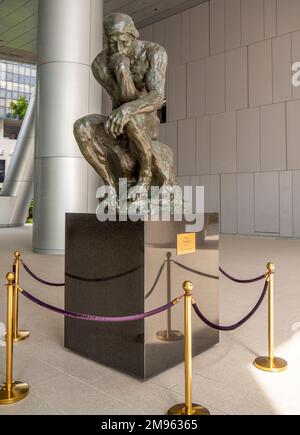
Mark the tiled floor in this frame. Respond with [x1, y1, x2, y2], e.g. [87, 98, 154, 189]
[0, 226, 299, 415]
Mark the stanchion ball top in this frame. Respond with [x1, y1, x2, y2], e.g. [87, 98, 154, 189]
[267, 262, 275, 272]
[183, 281, 193, 293]
[6, 272, 15, 283]
[14, 251, 21, 259]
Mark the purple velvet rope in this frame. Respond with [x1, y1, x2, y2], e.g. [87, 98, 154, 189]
[21, 261, 65, 287]
[21, 288, 175, 323]
[192, 279, 268, 332]
[219, 267, 266, 284]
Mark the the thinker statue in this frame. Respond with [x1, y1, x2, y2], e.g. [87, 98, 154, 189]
[74, 13, 175, 202]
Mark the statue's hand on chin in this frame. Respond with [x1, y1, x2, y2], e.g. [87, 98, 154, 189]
[110, 53, 131, 71]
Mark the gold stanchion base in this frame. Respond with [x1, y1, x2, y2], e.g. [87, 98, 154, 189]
[156, 330, 184, 342]
[254, 357, 288, 373]
[0, 382, 29, 405]
[5, 331, 30, 343]
[168, 403, 210, 416]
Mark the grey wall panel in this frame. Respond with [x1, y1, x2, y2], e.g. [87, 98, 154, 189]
[221, 174, 237, 234]
[159, 123, 167, 144]
[226, 47, 248, 111]
[225, 0, 241, 51]
[237, 173, 255, 235]
[139, 25, 153, 42]
[199, 174, 221, 213]
[178, 118, 197, 176]
[167, 64, 187, 122]
[280, 171, 293, 237]
[293, 171, 300, 237]
[249, 40, 273, 108]
[264, 0, 277, 39]
[287, 100, 300, 170]
[211, 112, 236, 174]
[187, 60, 205, 118]
[272, 34, 292, 103]
[237, 108, 260, 173]
[255, 172, 280, 234]
[277, 0, 300, 35]
[191, 2, 210, 61]
[241, 0, 264, 46]
[165, 14, 182, 68]
[152, 20, 166, 46]
[260, 103, 286, 172]
[292, 31, 300, 100]
[210, 0, 225, 56]
[206, 54, 226, 115]
[182, 10, 191, 64]
[196, 116, 211, 175]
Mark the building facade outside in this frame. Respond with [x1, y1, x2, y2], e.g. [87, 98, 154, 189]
[0, 59, 36, 119]
[0, 118, 21, 189]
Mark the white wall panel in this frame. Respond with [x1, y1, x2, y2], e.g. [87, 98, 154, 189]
[199, 174, 221, 213]
[237, 173, 255, 235]
[196, 116, 210, 175]
[167, 64, 187, 122]
[287, 100, 300, 170]
[225, 0, 241, 50]
[237, 108, 260, 173]
[210, 0, 225, 56]
[280, 171, 293, 237]
[226, 47, 248, 111]
[206, 54, 226, 114]
[255, 172, 280, 234]
[241, 0, 264, 46]
[187, 60, 205, 118]
[264, 0, 277, 39]
[261, 103, 286, 172]
[211, 112, 236, 174]
[293, 171, 300, 237]
[278, 0, 300, 35]
[273, 34, 292, 103]
[249, 40, 273, 107]
[178, 118, 197, 176]
[191, 2, 210, 60]
[221, 174, 237, 233]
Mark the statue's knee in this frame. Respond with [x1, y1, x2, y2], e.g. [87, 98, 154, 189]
[126, 114, 143, 135]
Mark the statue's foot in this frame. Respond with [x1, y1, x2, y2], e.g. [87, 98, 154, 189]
[129, 177, 152, 203]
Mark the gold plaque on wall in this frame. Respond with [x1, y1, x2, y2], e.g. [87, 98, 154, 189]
[177, 233, 196, 256]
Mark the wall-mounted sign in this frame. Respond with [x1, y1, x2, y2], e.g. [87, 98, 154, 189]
[177, 233, 196, 256]
[0, 160, 5, 183]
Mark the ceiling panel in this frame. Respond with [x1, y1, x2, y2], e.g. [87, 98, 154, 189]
[0, 0, 208, 63]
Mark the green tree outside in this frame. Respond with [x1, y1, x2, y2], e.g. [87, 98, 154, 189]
[9, 96, 29, 120]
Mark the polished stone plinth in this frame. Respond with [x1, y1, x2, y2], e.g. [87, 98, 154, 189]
[65, 213, 219, 380]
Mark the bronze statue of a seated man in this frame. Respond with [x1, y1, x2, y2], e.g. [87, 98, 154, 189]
[74, 13, 175, 198]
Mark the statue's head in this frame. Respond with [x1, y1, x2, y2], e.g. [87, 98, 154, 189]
[104, 13, 139, 57]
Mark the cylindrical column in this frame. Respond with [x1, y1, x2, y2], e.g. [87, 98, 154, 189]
[33, 0, 103, 254]
[168, 281, 210, 416]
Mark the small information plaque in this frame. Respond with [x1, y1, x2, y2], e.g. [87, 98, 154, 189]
[177, 233, 196, 256]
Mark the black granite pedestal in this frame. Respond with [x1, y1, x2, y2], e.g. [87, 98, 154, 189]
[65, 213, 219, 380]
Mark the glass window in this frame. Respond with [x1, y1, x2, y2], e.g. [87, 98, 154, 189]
[24, 76, 30, 85]
[13, 74, 18, 83]
[7, 64, 13, 73]
[7, 82, 12, 91]
[0, 89, 5, 98]
[6, 73, 12, 81]
[6, 100, 12, 108]
[0, 107, 5, 116]
[31, 69, 36, 77]
[6, 91, 11, 99]
[19, 84, 25, 93]
[25, 68, 30, 76]
[13, 64, 19, 74]
[13, 83, 19, 91]
[0, 99, 5, 107]
[19, 67, 25, 75]
[0, 81, 6, 89]
[12, 92, 18, 100]
[19, 75, 25, 84]
[0, 72, 6, 81]
[24, 84, 30, 93]
[0, 63, 6, 72]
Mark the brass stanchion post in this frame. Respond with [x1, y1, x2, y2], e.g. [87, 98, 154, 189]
[168, 281, 210, 416]
[254, 263, 288, 373]
[0, 272, 29, 405]
[12, 251, 30, 342]
[157, 253, 184, 342]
